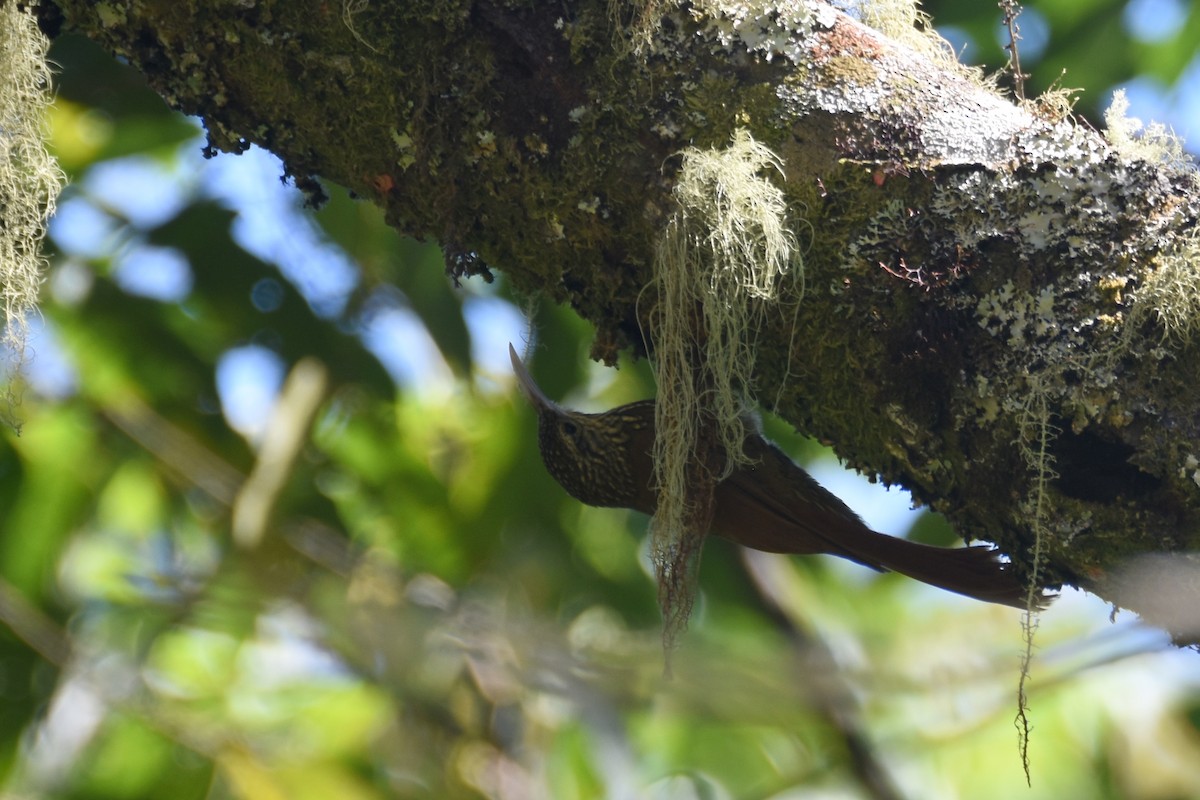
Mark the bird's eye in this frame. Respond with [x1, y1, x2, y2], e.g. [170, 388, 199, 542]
[562, 420, 578, 437]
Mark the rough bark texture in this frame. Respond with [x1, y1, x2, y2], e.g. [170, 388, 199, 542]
[43, 0, 1200, 634]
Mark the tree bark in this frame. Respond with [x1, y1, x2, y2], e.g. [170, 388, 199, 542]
[43, 0, 1200, 634]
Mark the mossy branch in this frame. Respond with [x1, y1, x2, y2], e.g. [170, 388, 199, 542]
[53, 0, 1200, 654]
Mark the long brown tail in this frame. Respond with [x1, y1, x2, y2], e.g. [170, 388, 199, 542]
[831, 530, 1036, 609]
[714, 440, 1039, 608]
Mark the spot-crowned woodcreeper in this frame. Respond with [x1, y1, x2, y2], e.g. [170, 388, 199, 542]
[511, 344, 1032, 608]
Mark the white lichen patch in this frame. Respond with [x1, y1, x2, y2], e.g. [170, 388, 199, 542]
[974, 374, 1000, 423]
[920, 94, 1030, 165]
[848, 163, 1095, 290]
[690, 0, 835, 64]
[473, 130, 497, 160]
[930, 161, 1093, 256]
[917, 105, 1105, 176]
[391, 126, 416, 170]
[849, 124, 1180, 299]
[976, 280, 1062, 348]
[972, 263, 1131, 435]
[1182, 454, 1200, 489]
[800, 75, 888, 120]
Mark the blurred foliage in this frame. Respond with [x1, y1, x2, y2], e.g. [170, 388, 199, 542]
[924, 0, 1200, 128]
[0, 8, 1198, 800]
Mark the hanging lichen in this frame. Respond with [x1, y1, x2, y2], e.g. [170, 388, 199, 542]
[0, 4, 65, 424]
[649, 128, 803, 653]
[1012, 379, 1057, 786]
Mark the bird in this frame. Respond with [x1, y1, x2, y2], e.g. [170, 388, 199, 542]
[510, 343, 1036, 608]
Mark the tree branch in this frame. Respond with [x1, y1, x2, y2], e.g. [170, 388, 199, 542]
[47, 0, 1200, 632]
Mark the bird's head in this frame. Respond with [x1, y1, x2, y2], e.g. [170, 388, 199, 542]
[509, 344, 654, 510]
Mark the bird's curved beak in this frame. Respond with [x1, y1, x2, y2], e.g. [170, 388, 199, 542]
[509, 343, 554, 412]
